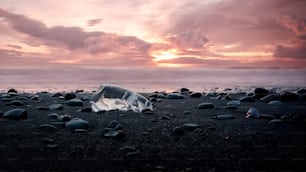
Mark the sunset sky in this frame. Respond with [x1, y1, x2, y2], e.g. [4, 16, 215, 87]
[0, 0, 306, 68]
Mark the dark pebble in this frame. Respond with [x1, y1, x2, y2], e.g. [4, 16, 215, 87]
[49, 104, 64, 110]
[198, 102, 215, 109]
[3, 108, 27, 120]
[79, 107, 92, 112]
[183, 123, 200, 130]
[103, 130, 126, 138]
[254, 88, 269, 99]
[160, 115, 170, 120]
[66, 98, 83, 106]
[280, 91, 299, 101]
[7, 88, 18, 93]
[214, 114, 235, 120]
[64, 92, 77, 100]
[239, 96, 255, 102]
[190, 92, 202, 98]
[37, 106, 49, 110]
[38, 124, 58, 132]
[107, 120, 120, 128]
[260, 94, 279, 103]
[57, 115, 72, 122]
[47, 113, 59, 120]
[51, 92, 63, 97]
[166, 93, 184, 99]
[171, 127, 185, 136]
[8, 100, 24, 106]
[65, 118, 90, 131]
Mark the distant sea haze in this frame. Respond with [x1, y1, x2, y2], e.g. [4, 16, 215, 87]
[0, 67, 305, 93]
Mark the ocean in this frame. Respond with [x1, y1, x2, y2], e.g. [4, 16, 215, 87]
[0, 67, 305, 93]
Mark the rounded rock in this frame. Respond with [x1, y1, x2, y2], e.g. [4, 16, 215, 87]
[183, 123, 200, 130]
[3, 108, 27, 120]
[171, 127, 185, 136]
[198, 102, 215, 109]
[226, 100, 240, 106]
[254, 88, 269, 99]
[49, 104, 64, 110]
[215, 114, 235, 120]
[190, 92, 202, 98]
[65, 118, 90, 131]
[64, 93, 77, 100]
[67, 98, 83, 106]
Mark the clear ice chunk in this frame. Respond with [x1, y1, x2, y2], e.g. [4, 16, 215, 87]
[90, 84, 153, 113]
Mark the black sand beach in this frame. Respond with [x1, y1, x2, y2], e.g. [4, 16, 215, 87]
[1, 88, 306, 171]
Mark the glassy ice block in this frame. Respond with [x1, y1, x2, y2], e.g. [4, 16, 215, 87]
[91, 84, 153, 113]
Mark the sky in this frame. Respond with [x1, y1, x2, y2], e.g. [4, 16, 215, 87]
[0, 0, 306, 68]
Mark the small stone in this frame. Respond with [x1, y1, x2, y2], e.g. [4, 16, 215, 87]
[64, 92, 77, 100]
[166, 93, 184, 99]
[51, 92, 63, 97]
[269, 119, 283, 124]
[254, 88, 269, 99]
[3, 108, 27, 120]
[171, 127, 184, 136]
[107, 120, 120, 128]
[103, 130, 126, 138]
[160, 115, 170, 120]
[49, 104, 64, 110]
[73, 129, 89, 133]
[190, 92, 202, 98]
[81, 95, 92, 101]
[215, 114, 235, 120]
[226, 100, 240, 106]
[37, 106, 49, 110]
[79, 107, 92, 112]
[75, 89, 84, 93]
[260, 94, 279, 103]
[57, 115, 72, 122]
[38, 124, 58, 132]
[179, 88, 190, 93]
[65, 118, 90, 131]
[239, 96, 255, 102]
[44, 144, 59, 149]
[226, 92, 246, 100]
[245, 107, 260, 118]
[183, 110, 191, 115]
[67, 98, 83, 106]
[183, 123, 200, 130]
[115, 124, 123, 130]
[41, 138, 55, 144]
[280, 91, 299, 101]
[7, 88, 18, 94]
[268, 100, 282, 105]
[119, 145, 136, 152]
[8, 100, 24, 106]
[198, 102, 215, 109]
[47, 113, 59, 120]
[30, 95, 40, 100]
[206, 92, 217, 97]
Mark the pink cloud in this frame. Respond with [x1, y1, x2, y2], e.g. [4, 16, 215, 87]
[87, 19, 103, 27]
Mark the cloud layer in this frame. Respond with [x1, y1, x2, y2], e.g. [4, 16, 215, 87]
[0, 0, 306, 68]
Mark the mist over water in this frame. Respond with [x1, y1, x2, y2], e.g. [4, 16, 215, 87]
[1, 67, 305, 93]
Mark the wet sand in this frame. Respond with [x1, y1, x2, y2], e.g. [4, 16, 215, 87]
[1, 90, 306, 171]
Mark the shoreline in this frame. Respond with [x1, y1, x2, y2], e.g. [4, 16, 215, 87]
[1, 87, 306, 171]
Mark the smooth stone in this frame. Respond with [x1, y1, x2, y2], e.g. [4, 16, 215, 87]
[115, 124, 123, 130]
[3, 108, 27, 120]
[38, 124, 58, 132]
[30, 95, 40, 100]
[18, 97, 28, 101]
[107, 120, 120, 128]
[37, 106, 49, 110]
[280, 91, 299, 101]
[198, 102, 215, 109]
[166, 93, 184, 99]
[190, 92, 202, 98]
[57, 115, 72, 122]
[268, 100, 282, 105]
[215, 95, 223, 100]
[79, 107, 92, 112]
[160, 115, 170, 120]
[41, 138, 55, 144]
[245, 107, 260, 118]
[51, 92, 63, 97]
[73, 129, 89, 133]
[179, 88, 190, 93]
[0, 94, 11, 99]
[103, 130, 126, 138]
[171, 127, 185, 136]
[8, 100, 24, 106]
[65, 118, 90, 130]
[226, 92, 246, 100]
[183, 123, 200, 130]
[206, 92, 217, 97]
[269, 119, 284, 124]
[119, 145, 136, 152]
[254, 88, 269, 99]
[260, 94, 279, 103]
[66, 98, 83, 106]
[239, 96, 255, 102]
[7, 88, 18, 93]
[215, 114, 235, 120]
[81, 95, 91, 101]
[226, 100, 240, 106]
[225, 106, 238, 110]
[183, 110, 191, 115]
[47, 113, 59, 120]
[49, 104, 64, 110]
[258, 114, 275, 120]
[75, 89, 84, 93]
[64, 93, 77, 100]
